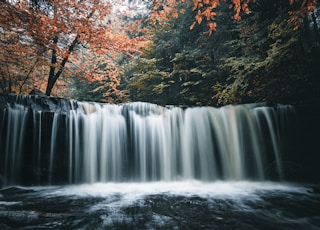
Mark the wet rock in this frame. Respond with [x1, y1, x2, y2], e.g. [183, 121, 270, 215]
[0, 93, 81, 116]
[29, 89, 46, 96]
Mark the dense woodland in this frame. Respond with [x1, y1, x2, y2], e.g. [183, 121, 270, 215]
[1, 0, 319, 106]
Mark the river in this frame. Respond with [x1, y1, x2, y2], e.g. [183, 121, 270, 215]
[1, 181, 319, 229]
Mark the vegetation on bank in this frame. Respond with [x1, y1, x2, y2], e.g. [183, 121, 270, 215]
[0, 0, 319, 106]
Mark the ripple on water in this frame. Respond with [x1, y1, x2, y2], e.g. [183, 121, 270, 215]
[0, 181, 319, 229]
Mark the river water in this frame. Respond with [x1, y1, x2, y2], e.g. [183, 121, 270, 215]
[1, 97, 319, 229]
[1, 181, 319, 229]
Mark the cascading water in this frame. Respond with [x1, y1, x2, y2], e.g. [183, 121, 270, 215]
[0, 95, 295, 186]
[2, 95, 320, 229]
[1, 104, 29, 185]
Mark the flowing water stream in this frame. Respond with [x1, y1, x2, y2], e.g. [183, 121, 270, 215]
[1, 182, 319, 229]
[0, 95, 319, 229]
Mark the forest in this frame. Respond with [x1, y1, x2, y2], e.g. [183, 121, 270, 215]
[1, 0, 319, 106]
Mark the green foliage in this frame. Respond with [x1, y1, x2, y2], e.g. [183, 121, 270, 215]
[214, 1, 319, 105]
[66, 77, 105, 102]
[127, 57, 172, 104]
[126, 3, 225, 106]
[126, 0, 319, 106]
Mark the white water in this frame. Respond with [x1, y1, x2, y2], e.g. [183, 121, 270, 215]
[68, 102, 290, 183]
[1, 181, 318, 229]
[0, 100, 296, 185]
[3, 104, 29, 184]
[1, 99, 318, 230]
[38, 181, 309, 200]
[49, 113, 60, 184]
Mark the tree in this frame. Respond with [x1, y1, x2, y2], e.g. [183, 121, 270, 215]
[213, 0, 320, 105]
[128, 0, 319, 106]
[127, 0, 228, 105]
[0, 0, 149, 96]
[190, 0, 316, 25]
[66, 50, 130, 103]
[1, 0, 317, 103]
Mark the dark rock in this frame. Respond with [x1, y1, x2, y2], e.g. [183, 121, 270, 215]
[29, 88, 46, 96]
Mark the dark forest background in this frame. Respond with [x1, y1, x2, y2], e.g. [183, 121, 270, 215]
[125, 0, 320, 106]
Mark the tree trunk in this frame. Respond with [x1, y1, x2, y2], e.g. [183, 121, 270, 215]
[45, 36, 58, 96]
[44, 9, 94, 96]
[45, 35, 79, 96]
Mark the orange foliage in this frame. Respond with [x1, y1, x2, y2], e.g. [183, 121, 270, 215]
[0, 0, 151, 97]
[0, 28, 50, 94]
[189, 0, 256, 33]
[1, 0, 315, 96]
[150, 0, 184, 23]
[188, 0, 315, 34]
[288, 0, 317, 30]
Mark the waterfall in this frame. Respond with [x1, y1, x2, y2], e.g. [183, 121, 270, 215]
[0, 95, 296, 185]
[2, 104, 29, 184]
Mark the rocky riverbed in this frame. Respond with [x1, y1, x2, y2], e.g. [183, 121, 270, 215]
[0, 181, 319, 229]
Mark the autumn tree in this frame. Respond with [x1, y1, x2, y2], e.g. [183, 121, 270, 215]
[187, 0, 317, 32]
[65, 49, 130, 103]
[1, 0, 318, 103]
[0, 2, 47, 94]
[0, 0, 150, 96]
